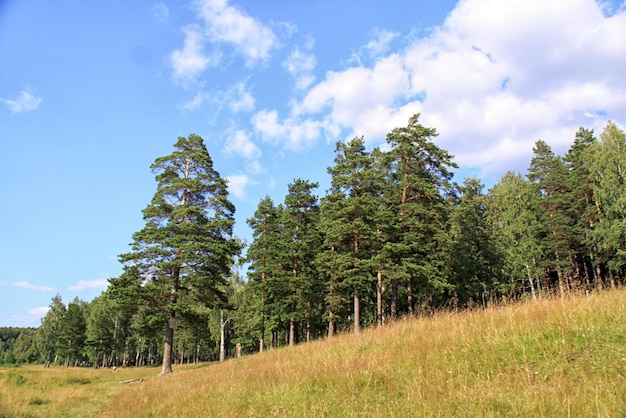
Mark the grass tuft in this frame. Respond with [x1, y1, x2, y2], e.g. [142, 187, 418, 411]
[27, 397, 49, 406]
[64, 377, 91, 385]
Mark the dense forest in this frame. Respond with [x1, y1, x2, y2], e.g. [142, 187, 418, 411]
[2, 114, 625, 372]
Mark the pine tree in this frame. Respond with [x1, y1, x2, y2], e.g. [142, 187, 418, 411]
[564, 127, 603, 289]
[57, 297, 87, 366]
[527, 140, 575, 295]
[245, 196, 283, 351]
[120, 134, 242, 374]
[383, 114, 457, 314]
[319, 138, 379, 333]
[448, 178, 504, 305]
[280, 179, 322, 344]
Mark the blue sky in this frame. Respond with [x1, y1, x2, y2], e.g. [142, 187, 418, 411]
[1, 0, 625, 327]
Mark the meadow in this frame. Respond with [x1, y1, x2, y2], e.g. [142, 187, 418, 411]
[2, 289, 625, 417]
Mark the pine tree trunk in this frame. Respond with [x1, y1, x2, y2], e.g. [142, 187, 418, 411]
[354, 287, 361, 333]
[390, 278, 398, 319]
[306, 307, 311, 343]
[219, 311, 226, 362]
[407, 277, 413, 316]
[161, 265, 179, 375]
[377, 268, 383, 326]
[259, 312, 265, 353]
[554, 249, 566, 297]
[161, 322, 174, 374]
[289, 318, 296, 346]
[595, 263, 604, 290]
[259, 280, 265, 353]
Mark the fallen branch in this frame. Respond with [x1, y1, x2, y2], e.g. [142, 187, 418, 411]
[120, 378, 144, 384]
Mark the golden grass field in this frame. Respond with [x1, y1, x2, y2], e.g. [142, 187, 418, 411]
[2, 288, 625, 417]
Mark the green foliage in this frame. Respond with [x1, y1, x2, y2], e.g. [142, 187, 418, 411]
[320, 137, 382, 332]
[382, 113, 458, 311]
[527, 140, 576, 295]
[585, 122, 626, 277]
[36, 295, 66, 366]
[488, 172, 544, 296]
[56, 297, 87, 366]
[447, 178, 505, 304]
[0, 328, 39, 366]
[118, 134, 242, 373]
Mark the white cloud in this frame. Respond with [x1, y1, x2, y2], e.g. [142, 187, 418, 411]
[298, 53, 415, 142]
[0, 280, 55, 292]
[183, 91, 209, 111]
[152, 2, 169, 23]
[28, 306, 49, 317]
[363, 28, 399, 58]
[245, 159, 264, 175]
[224, 129, 261, 160]
[170, 24, 220, 84]
[226, 173, 253, 199]
[0, 89, 42, 114]
[251, 109, 338, 151]
[275, 0, 626, 179]
[68, 278, 109, 291]
[194, 0, 277, 67]
[182, 82, 254, 112]
[283, 47, 316, 91]
[229, 82, 255, 112]
[8, 306, 50, 325]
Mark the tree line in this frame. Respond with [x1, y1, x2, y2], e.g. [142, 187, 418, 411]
[2, 114, 624, 372]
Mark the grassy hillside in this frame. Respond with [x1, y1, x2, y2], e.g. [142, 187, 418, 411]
[2, 289, 625, 417]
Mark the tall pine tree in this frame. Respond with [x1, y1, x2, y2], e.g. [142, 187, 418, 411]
[320, 138, 380, 333]
[120, 134, 241, 374]
[245, 196, 282, 351]
[383, 114, 457, 314]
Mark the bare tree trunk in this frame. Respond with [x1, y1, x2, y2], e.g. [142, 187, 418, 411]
[407, 277, 414, 316]
[328, 317, 334, 337]
[390, 278, 398, 320]
[259, 282, 265, 353]
[289, 318, 296, 347]
[161, 266, 179, 375]
[354, 287, 361, 333]
[219, 310, 226, 362]
[525, 263, 537, 300]
[306, 306, 311, 343]
[161, 321, 174, 374]
[554, 252, 566, 297]
[259, 315, 265, 353]
[377, 268, 383, 326]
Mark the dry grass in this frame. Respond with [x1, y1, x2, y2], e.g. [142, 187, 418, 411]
[2, 289, 625, 417]
[0, 364, 169, 417]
